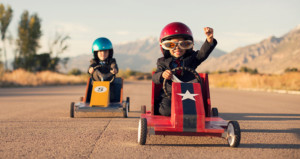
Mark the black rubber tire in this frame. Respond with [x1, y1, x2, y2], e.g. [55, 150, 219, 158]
[227, 121, 241, 147]
[123, 102, 128, 118]
[70, 102, 75, 118]
[126, 97, 130, 112]
[138, 118, 147, 145]
[141, 105, 146, 114]
[212, 107, 219, 117]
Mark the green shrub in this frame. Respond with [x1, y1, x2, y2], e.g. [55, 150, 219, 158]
[228, 68, 237, 73]
[285, 67, 298, 73]
[239, 66, 258, 74]
[68, 68, 82, 75]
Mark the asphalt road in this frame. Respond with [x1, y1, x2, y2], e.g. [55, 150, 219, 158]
[0, 81, 300, 159]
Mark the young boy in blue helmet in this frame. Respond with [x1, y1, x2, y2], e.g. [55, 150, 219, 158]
[88, 37, 119, 102]
[88, 37, 118, 81]
[152, 22, 217, 116]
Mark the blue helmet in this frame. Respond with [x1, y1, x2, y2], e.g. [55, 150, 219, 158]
[92, 37, 114, 59]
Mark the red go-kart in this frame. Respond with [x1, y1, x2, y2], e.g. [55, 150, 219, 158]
[138, 67, 241, 147]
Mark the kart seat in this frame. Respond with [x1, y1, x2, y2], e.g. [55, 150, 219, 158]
[151, 82, 163, 115]
[84, 78, 93, 103]
[110, 77, 123, 103]
[199, 73, 212, 117]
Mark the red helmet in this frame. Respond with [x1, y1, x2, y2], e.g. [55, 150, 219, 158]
[159, 22, 193, 56]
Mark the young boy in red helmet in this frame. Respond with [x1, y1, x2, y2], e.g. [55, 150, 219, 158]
[152, 22, 217, 116]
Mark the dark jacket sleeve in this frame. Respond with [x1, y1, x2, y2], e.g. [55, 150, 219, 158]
[194, 38, 217, 65]
[87, 59, 97, 74]
[89, 59, 98, 67]
[152, 57, 166, 84]
[110, 58, 119, 73]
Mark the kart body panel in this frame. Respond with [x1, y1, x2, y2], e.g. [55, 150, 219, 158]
[72, 77, 128, 118]
[142, 76, 228, 137]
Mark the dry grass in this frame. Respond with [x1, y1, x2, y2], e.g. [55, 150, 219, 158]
[0, 69, 88, 87]
[1, 69, 300, 91]
[209, 72, 300, 91]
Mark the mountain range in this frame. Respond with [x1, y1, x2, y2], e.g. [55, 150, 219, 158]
[61, 37, 226, 73]
[62, 25, 300, 74]
[198, 25, 300, 74]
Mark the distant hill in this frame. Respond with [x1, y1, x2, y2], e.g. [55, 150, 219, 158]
[61, 37, 226, 73]
[198, 25, 300, 74]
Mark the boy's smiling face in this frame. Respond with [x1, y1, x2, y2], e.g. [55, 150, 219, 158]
[97, 50, 109, 60]
[169, 38, 186, 58]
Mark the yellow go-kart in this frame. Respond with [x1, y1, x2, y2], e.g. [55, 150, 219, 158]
[70, 70, 130, 118]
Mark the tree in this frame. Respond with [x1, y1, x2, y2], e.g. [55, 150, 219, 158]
[14, 10, 41, 71]
[49, 32, 70, 58]
[0, 4, 13, 71]
[0, 55, 3, 77]
[60, 57, 69, 70]
[30, 33, 70, 72]
[47, 32, 70, 71]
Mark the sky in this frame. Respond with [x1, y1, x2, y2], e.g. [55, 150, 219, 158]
[1, 0, 300, 60]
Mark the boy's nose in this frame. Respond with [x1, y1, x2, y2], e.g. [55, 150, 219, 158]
[174, 44, 181, 50]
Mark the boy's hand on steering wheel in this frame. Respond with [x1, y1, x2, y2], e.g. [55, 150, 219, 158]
[110, 68, 118, 74]
[162, 70, 172, 80]
[88, 67, 94, 74]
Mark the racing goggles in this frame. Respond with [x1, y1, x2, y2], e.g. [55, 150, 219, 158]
[160, 40, 193, 50]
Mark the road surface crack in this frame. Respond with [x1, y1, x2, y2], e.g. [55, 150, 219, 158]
[88, 119, 111, 158]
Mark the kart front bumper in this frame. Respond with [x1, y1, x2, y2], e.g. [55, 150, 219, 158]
[74, 102, 124, 117]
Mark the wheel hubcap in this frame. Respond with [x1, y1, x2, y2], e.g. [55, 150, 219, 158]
[138, 119, 141, 143]
[227, 123, 235, 145]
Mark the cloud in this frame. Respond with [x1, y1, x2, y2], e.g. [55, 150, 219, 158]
[45, 21, 91, 34]
[115, 31, 130, 35]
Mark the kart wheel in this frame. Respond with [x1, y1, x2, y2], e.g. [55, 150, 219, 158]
[126, 97, 130, 112]
[212, 108, 218, 117]
[70, 102, 75, 118]
[141, 105, 146, 114]
[123, 102, 128, 118]
[227, 121, 241, 147]
[138, 118, 147, 145]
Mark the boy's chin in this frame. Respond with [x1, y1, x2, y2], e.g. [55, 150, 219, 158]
[171, 54, 183, 58]
[99, 58, 107, 61]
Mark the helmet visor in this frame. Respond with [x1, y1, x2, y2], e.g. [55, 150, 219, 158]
[161, 40, 193, 50]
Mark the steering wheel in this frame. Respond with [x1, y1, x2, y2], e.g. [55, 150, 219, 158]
[163, 67, 202, 98]
[92, 65, 115, 83]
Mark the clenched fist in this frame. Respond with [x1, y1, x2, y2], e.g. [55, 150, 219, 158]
[204, 27, 214, 43]
[110, 68, 118, 74]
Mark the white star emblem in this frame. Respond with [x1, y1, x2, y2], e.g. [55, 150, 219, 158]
[177, 90, 198, 101]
